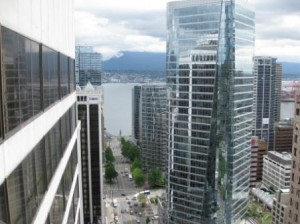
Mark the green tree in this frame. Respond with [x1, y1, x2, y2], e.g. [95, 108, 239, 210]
[148, 167, 164, 187]
[121, 141, 140, 162]
[120, 137, 125, 145]
[132, 168, 145, 187]
[146, 217, 150, 224]
[105, 162, 118, 183]
[121, 141, 130, 158]
[131, 158, 142, 172]
[105, 147, 115, 163]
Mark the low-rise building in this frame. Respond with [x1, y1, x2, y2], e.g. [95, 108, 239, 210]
[262, 151, 291, 191]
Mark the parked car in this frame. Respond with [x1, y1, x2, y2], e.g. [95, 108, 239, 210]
[152, 215, 159, 220]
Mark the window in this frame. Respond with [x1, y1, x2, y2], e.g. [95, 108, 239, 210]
[60, 54, 69, 98]
[0, 184, 8, 222]
[42, 46, 59, 109]
[295, 135, 298, 144]
[297, 108, 300, 116]
[1, 27, 42, 134]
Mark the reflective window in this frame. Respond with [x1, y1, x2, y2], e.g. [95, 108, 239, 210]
[34, 141, 47, 208]
[1, 27, 42, 134]
[43, 46, 59, 109]
[60, 54, 69, 98]
[45, 120, 62, 184]
[7, 164, 26, 224]
[49, 180, 65, 224]
[69, 58, 75, 92]
[0, 183, 8, 223]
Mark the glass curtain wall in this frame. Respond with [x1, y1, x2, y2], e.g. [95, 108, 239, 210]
[166, 0, 255, 223]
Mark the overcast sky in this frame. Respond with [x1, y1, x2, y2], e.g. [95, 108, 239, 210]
[75, 0, 300, 62]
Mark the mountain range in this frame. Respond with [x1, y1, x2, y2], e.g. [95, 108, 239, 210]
[103, 51, 300, 76]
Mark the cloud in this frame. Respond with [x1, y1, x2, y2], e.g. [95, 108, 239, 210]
[75, 11, 165, 60]
[75, 0, 300, 62]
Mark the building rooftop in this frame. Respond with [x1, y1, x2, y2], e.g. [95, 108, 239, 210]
[266, 151, 292, 165]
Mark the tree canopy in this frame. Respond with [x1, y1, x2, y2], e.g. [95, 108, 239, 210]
[105, 162, 118, 183]
[105, 147, 115, 163]
[131, 158, 142, 172]
[148, 167, 164, 188]
[121, 140, 140, 162]
[132, 168, 145, 187]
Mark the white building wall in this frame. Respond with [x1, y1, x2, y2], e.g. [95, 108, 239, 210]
[262, 156, 291, 190]
[0, 0, 74, 58]
[0, 93, 76, 185]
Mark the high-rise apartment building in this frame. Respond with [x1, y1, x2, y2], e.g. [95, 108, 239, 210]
[262, 151, 291, 191]
[285, 92, 300, 224]
[140, 85, 167, 172]
[253, 56, 282, 150]
[132, 86, 142, 142]
[0, 0, 83, 223]
[275, 64, 282, 122]
[166, 0, 255, 223]
[77, 84, 103, 224]
[75, 46, 102, 87]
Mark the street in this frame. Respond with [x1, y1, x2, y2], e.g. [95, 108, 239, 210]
[104, 136, 163, 224]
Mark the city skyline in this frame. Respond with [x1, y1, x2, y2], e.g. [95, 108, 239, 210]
[75, 0, 300, 63]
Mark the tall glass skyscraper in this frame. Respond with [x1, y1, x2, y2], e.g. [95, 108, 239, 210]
[253, 56, 282, 150]
[75, 46, 102, 87]
[166, 0, 255, 223]
[139, 85, 168, 172]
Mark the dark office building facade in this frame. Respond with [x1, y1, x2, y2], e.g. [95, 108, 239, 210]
[132, 85, 141, 142]
[77, 85, 103, 224]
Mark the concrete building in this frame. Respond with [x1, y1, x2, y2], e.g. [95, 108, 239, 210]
[76, 46, 102, 87]
[166, 0, 255, 223]
[253, 57, 282, 150]
[262, 151, 291, 191]
[132, 85, 141, 142]
[77, 83, 103, 224]
[140, 85, 167, 172]
[250, 137, 268, 187]
[0, 0, 83, 223]
[274, 119, 293, 153]
[272, 189, 289, 224]
[285, 92, 300, 224]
